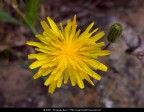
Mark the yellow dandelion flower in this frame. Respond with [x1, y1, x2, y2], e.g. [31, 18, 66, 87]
[27, 15, 110, 94]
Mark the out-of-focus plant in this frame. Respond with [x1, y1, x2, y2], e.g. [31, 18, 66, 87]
[1, 0, 41, 34]
[0, 0, 41, 84]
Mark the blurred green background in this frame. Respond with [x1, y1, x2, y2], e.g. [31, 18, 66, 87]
[0, 0, 144, 108]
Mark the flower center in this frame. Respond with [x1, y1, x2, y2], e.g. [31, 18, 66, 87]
[64, 46, 73, 56]
[61, 43, 76, 57]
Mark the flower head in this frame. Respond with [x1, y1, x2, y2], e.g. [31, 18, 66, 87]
[27, 15, 110, 94]
[107, 23, 123, 43]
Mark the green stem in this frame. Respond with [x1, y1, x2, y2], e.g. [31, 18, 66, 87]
[103, 43, 111, 50]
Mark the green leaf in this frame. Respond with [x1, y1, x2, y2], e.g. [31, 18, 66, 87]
[25, 0, 41, 27]
[0, 9, 20, 24]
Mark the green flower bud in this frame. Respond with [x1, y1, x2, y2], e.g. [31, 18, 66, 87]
[107, 23, 123, 43]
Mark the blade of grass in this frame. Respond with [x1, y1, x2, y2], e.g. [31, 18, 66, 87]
[0, 9, 20, 24]
[25, 0, 41, 27]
